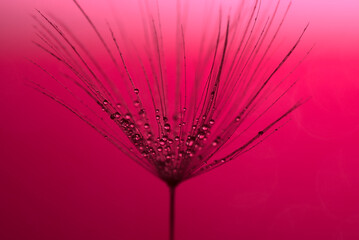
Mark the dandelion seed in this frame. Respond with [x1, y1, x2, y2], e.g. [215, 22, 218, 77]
[29, 0, 311, 239]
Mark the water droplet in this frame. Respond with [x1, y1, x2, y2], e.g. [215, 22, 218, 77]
[125, 113, 131, 120]
[156, 115, 160, 120]
[133, 134, 141, 141]
[134, 88, 139, 94]
[183, 107, 187, 112]
[235, 116, 240, 122]
[202, 125, 209, 131]
[144, 123, 150, 129]
[186, 150, 194, 157]
[212, 141, 218, 146]
[221, 159, 225, 163]
[209, 119, 215, 125]
[155, 109, 160, 113]
[198, 132, 205, 140]
[174, 136, 180, 141]
[116, 103, 121, 108]
[157, 146, 163, 152]
[110, 112, 121, 119]
[159, 139, 166, 146]
[186, 138, 195, 147]
[134, 100, 140, 107]
[103, 99, 109, 105]
[164, 123, 171, 131]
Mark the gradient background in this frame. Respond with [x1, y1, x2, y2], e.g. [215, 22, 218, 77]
[1, 0, 359, 239]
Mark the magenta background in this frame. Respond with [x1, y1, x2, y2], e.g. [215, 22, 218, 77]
[1, 0, 359, 239]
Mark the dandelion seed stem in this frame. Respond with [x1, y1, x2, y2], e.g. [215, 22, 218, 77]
[169, 185, 176, 240]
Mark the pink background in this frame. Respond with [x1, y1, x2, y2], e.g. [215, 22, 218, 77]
[1, 0, 359, 239]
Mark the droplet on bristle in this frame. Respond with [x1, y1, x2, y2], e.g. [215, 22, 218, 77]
[164, 123, 171, 131]
[186, 137, 195, 147]
[110, 112, 120, 119]
[134, 88, 139, 94]
[202, 125, 209, 131]
[133, 134, 141, 141]
[198, 132, 205, 140]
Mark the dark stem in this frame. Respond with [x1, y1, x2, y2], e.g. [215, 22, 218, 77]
[169, 185, 176, 240]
